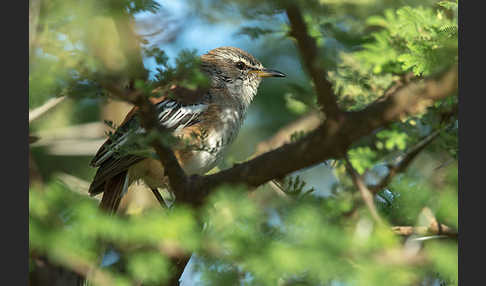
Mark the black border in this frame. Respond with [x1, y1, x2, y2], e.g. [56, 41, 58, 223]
[458, 1, 480, 286]
[6, 0, 29, 284]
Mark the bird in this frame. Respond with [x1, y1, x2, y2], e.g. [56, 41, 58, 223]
[88, 46, 286, 212]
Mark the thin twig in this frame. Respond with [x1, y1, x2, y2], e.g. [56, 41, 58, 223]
[29, 96, 67, 123]
[392, 225, 457, 238]
[434, 158, 455, 171]
[344, 157, 384, 225]
[368, 127, 444, 193]
[34, 122, 106, 141]
[393, 207, 457, 238]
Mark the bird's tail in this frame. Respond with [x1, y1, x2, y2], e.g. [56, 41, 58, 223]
[99, 170, 129, 214]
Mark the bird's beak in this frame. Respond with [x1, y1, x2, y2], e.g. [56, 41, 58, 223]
[251, 69, 286, 78]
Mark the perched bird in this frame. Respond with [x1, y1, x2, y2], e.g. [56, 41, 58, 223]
[89, 46, 286, 212]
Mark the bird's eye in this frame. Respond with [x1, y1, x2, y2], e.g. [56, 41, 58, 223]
[236, 61, 246, 70]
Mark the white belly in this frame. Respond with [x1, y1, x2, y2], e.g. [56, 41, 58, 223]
[129, 106, 243, 189]
[176, 106, 243, 175]
[179, 127, 230, 175]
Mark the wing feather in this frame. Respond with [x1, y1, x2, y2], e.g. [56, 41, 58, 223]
[91, 97, 208, 167]
[89, 89, 209, 195]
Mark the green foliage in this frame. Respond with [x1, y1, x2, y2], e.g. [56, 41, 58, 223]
[284, 83, 317, 114]
[375, 160, 458, 228]
[329, 53, 398, 110]
[323, 1, 458, 110]
[376, 130, 409, 151]
[285, 93, 309, 115]
[30, 172, 457, 285]
[425, 240, 458, 285]
[127, 252, 169, 284]
[198, 188, 390, 285]
[348, 146, 378, 174]
[356, 3, 458, 76]
[147, 47, 210, 92]
[30, 181, 199, 285]
[30, 0, 457, 285]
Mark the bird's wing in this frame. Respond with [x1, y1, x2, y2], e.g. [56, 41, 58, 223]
[88, 86, 210, 195]
[91, 87, 210, 167]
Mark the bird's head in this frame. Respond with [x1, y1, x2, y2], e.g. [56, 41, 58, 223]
[201, 46, 285, 107]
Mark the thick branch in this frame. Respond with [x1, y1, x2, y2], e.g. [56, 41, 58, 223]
[285, 4, 341, 119]
[102, 65, 456, 207]
[96, 3, 457, 211]
[90, 9, 457, 284]
[349, 66, 458, 133]
[189, 66, 457, 204]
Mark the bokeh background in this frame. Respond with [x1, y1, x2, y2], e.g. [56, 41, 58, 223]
[29, 0, 458, 285]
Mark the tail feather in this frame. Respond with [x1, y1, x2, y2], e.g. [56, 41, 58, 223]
[99, 170, 128, 214]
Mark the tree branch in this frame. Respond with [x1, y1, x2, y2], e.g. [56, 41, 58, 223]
[349, 66, 458, 134]
[285, 4, 341, 119]
[392, 225, 457, 239]
[101, 63, 456, 215]
[29, 96, 66, 123]
[102, 11, 193, 201]
[86, 6, 457, 285]
[95, 0, 457, 214]
[186, 66, 457, 205]
[368, 126, 444, 193]
[344, 157, 384, 225]
[254, 111, 322, 156]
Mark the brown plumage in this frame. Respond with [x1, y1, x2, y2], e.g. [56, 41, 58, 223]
[89, 46, 285, 213]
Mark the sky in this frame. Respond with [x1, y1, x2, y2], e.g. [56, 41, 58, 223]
[136, 0, 261, 78]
